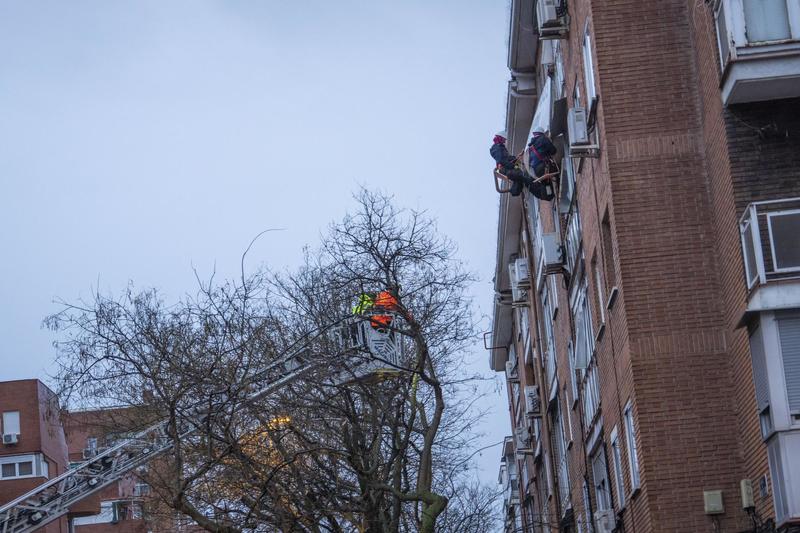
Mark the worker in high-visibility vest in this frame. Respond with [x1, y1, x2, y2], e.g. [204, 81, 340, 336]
[353, 290, 399, 330]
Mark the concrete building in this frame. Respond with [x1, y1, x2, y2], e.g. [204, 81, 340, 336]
[0, 379, 147, 532]
[490, 1, 800, 532]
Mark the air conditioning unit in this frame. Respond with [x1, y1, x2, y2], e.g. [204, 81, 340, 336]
[524, 386, 542, 417]
[82, 448, 97, 460]
[2, 433, 18, 445]
[511, 278, 528, 305]
[536, 0, 568, 39]
[542, 233, 564, 275]
[568, 107, 599, 157]
[514, 424, 534, 453]
[514, 257, 531, 289]
[594, 509, 616, 533]
[505, 361, 520, 382]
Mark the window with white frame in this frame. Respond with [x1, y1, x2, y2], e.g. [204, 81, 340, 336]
[552, 398, 571, 508]
[610, 427, 626, 509]
[0, 453, 48, 480]
[73, 501, 118, 525]
[541, 282, 557, 377]
[568, 341, 579, 403]
[624, 402, 641, 490]
[741, 0, 794, 42]
[566, 393, 575, 444]
[2, 411, 20, 436]
[582, 361, 601, 428]
[714, 0, 800, 66]
[593, 258, 606, 326]
[582, 481, 592, 533]
[749, 310, 800, 434]
[565, 202, 583, 275]
[583, 25, 598, 109]
[573, 281, 595, 374]
[767, 210, 800, 273]
[591, 446, 612, 511]
[518, 306, 532, 362]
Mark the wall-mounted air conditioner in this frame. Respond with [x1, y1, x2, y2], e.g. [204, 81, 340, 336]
[505, 361, 520, 383]
[542, 233, 563, 275]
[594, 509, 616, 533]
[524, 386, 542, 417]
[536, 0, 569, 39]
[2, 433, 18, 445]
[511, 275, 528, 305]
[514, 257, 531, 289]
[514, 424, 534, 453]
[568, 107, 599, 158]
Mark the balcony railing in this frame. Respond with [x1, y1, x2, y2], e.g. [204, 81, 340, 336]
[739, 197, 800, 289]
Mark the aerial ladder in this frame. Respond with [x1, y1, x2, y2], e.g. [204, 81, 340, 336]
[0, 314, 404, 533]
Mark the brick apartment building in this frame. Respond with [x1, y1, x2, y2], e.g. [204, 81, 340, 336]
[0, 379, 148, 532]
[490, 1, 800, 532]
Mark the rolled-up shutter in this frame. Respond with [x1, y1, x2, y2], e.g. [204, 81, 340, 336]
[776, 311, 800, 415]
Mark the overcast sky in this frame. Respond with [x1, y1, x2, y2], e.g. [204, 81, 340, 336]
[0, 0, 510, 481]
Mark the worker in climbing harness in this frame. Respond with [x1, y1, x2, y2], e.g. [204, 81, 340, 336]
[490, 132, 555, 201]
[527, 130, 558, 179]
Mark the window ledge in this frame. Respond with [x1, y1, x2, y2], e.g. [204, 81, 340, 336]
[606, 286, 619, 310]
[595, 323, 606, 343]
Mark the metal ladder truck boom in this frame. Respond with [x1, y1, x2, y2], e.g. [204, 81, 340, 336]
[0, 317, 403, 533]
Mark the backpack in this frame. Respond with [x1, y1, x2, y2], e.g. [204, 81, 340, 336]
[527, 132, 557, 177]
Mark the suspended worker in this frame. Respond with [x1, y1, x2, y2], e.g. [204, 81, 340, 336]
[490, 131, 555, 201]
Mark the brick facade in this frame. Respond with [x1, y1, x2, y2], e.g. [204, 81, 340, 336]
[493, 1, 800, 532]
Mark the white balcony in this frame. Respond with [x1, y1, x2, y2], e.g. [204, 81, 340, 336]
[715, 0, 800, 104]
[740, 198, 800, 277]
[740, 198, 800, 315]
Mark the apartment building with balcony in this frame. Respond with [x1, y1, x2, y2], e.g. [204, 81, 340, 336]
[0, 379, 150, 532]
[490, 1, 800, 532]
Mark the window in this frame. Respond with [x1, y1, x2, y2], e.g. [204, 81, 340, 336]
[583, 25, 598, 108]
[750, 310, 800, 432]
[518, 307, 532, 363]
[776, 311, 800, 417]
[542, 283, 557, 385]
[750, 322, 773, 437]
[740, 206, 762, 288]
[573, 281, 595, 372]
[767, 210, 800, 272]
[582, 481, 592, 533]
[593, 257, 606, 326]
[568, 341, 579, 403]
[601, 211, 616, 292]
[610, 427, 626, 509]
[742, 0, 792, 42]
[552, 399, 571, 507]
[2, 411, 20, 435]
[582, 362, 601, 428]
[565, 203, 583, 275]
[0, 454, 47, 480]
[591, 446, 612, 511]
[86, 437, 98, 451]
[624, 402, 641, 490]
[73, 502, 117, 525]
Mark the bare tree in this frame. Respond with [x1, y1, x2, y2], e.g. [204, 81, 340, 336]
[49, 189, 491, 532]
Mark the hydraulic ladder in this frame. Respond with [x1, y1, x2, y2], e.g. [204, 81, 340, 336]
[0, 320, 403, 533]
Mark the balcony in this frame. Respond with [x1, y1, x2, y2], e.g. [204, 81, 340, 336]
[740, 197, 800, 312]
[715, 0, 800, 104]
